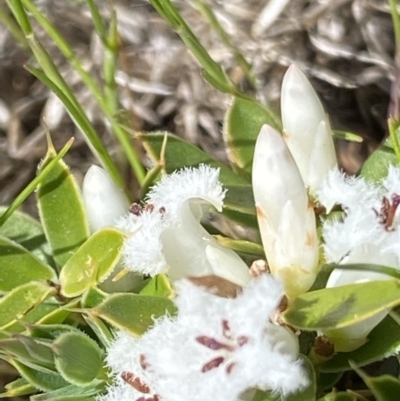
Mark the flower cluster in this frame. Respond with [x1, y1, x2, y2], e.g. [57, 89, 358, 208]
[98, 275, 308, 401]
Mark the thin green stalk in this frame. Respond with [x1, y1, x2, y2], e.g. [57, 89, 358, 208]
[21, 0, 145, 185]
[0, 138, 74, 227]
[389, 0, 400, 52]
[26, 65, 125, 189]
[191, 0, 256, 89]
[388, 117, 400, 162]
[149, 0, 236, 94]
[86, 0, 107, 42]
[0, 6, 28, 47]
[7, 0, 126, 189]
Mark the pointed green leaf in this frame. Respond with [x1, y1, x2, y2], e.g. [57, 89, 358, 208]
[0, 336, 54, 369]
[60, 228, 125, 297]
[360, 144, 398, 182]
[92, 293, 176, 335]
[359, 373, 400, 401]
[83, 314, 113, 348]
[320, 315, 400, 373]
[52, 332, 104, 386]
[318, 392, 356, 401]
[11, 359, 69, 391]
[0, 377, 36, 398]
[28, 323, 83, 341]
[214, 235, 264, 256]
[37, 150, 90, 267]
[30, 379, 105, 400]
[0, 282, 55, 330]
[223, 97, 279, 172]
[81, 286, 108, 309]
[139, 131, 249, 185]
[0, 207, 51, 264]
[139, 274, 174, 298]
[0, 235, 56, 292]
[282, 280, 400, 331]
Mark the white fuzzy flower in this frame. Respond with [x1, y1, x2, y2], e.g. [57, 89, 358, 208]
[83, 165, 129, 233]
[252, 125, 319, 298]
[101, 275, 308, 401]
[117, 165, 251, 286]
[317, 166, 400, 351]
[281, 65, 337, 195]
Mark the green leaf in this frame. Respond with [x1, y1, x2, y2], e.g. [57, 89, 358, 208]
[320, 315, 400, 373]
[81, 286, 108, 309]
[0, 138, 74, 228]
[0, 207, 51, 264]
[139, 131, 249, 185]
[317, 372, 343, 392]
[360, 144, 399, 182]
[0, 336, 54, 369]
[0, 282, 55, 330]
[282, 280, 400, 331]
[223, 97, 280, 172]
[317, 392, 356, 401]
[52, 332, 104, 386]
[214, 235, 264, 256]
[37, 149, 90, 267]
[139, 274, 174, 298]
[28, 323, 83, 341]
[0, 377, 36, 398]
[0, 235, 56, 292]
[359, 373, 400, 401]
[223, 184, 257, 228]
[11, 359, 69, 391]
[60, 228, 125, 297]
[30, 379, 105, 400]
[92, 293, 176, 335]
[83, 314, 113, 348]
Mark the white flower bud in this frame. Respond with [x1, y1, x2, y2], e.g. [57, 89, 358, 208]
[281, 65, 336, 194]
[252, 125, 319, 298]
[82, 165, 129, 233]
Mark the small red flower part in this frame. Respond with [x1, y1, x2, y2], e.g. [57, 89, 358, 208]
[196, 320, 249, 374]
[374, 193, 400, 231]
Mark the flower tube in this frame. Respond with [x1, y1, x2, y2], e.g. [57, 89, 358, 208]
[117, 165, 251, 286]
[281, 65, 336, 195]
[252, 124, 319, 298]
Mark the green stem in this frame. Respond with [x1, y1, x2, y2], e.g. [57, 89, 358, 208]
[20, 0, 145, 185]
[388, 117, 400, 162]
[0, 6, 28, 47]
[389, 0, 400, 53]
[0, 139, 74, 227]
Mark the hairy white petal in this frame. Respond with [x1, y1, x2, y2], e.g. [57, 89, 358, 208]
[117, 165, 250, 282]
[147, 164, 226, 217]
[102, 276, 308, 401]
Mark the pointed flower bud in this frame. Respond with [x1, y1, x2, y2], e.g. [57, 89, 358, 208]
[117, 165, 251, 286]
[83, 165, 130, 233]
[252, 125, 319, 298]
[281, 65, 336, 195]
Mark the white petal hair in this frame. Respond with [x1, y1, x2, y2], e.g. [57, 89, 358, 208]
[116, 165, 226, 276]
